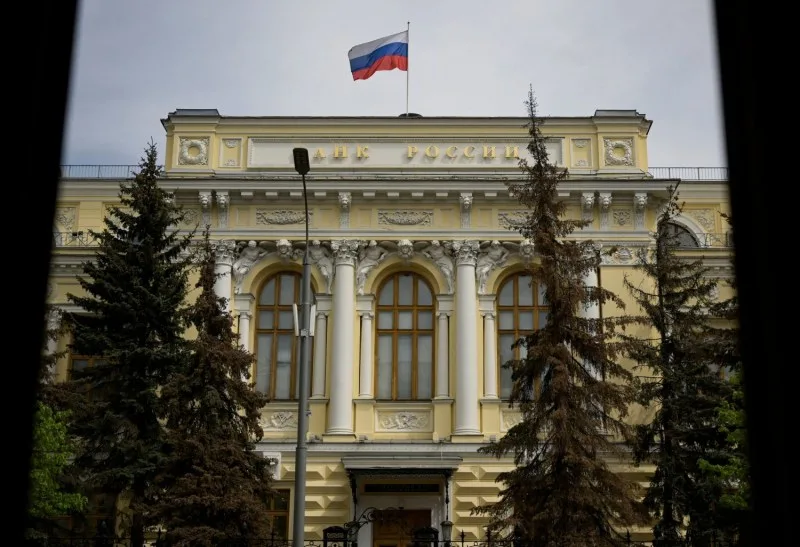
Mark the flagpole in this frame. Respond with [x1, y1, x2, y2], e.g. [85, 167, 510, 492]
[406, 21, 410, 116]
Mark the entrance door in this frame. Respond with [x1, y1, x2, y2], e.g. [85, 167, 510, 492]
[372, 509, 431, 547]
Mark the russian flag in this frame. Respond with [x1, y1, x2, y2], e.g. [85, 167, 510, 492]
[348, 31, 408, 81]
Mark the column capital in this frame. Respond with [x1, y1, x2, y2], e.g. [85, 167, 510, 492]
[316, 311, 329, 320]
[359, 311, 374, 320]
[481, 311, 496, 320]
[211, 239, 237, 267]
[238, 310, 252, 319]
[331, 239, 362, 266]
[437, 311, 451, 319]
[452, 240, 480, 266]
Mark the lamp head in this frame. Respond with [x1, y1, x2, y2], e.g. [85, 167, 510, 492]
[293, 148, 310, 175]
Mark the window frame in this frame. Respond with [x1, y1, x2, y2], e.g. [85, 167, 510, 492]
[496, 273, 549, 400]
[255, 272, 315, 401]
[374, 272, 436, 401]
[266, 488, 290, 539]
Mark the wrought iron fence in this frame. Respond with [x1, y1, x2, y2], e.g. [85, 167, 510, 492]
[647, 167, 728, 181]
[53, 231, 99, 247]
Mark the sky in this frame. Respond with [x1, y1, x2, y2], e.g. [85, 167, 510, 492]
[62, 0, 726, 168]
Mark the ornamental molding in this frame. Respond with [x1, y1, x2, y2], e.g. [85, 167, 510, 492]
[500, 410, 523, 432]
[375, 410, 432, 432]
[377, 210, 433, 226]
[54, 207, 76, 231]
[178, 137, 210, 166]
[255, 209, 313, 226]
[603, 137, 634, 167]
[259, 411, 298, 431]
[497, 211, 528, 229]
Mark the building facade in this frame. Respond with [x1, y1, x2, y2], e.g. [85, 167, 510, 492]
[49, 110, 733, 543]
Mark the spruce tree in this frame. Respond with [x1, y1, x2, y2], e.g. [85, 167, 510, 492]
[65, 142, 193, 546]
[151, 233, 273, 546]
[621, 186, 732, 546]
[476, 88, 645, 546]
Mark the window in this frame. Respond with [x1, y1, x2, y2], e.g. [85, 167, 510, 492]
[266, 489, 290, 539]
[69, 355, 107, 380]
[376, 273, 435, 400]
[497, 273, 549, 399]
[661, 221, 700, 248]
[255, 273, 315, 400]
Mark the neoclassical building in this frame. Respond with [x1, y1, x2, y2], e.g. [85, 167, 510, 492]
[49, 110, 733, 543]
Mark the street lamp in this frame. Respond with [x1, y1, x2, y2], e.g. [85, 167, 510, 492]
[292, 148, 313, 547]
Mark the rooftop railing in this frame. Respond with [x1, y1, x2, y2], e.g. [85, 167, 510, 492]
[58, 165, 730, 181]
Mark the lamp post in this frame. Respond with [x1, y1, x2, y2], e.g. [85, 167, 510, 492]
[292, 148, 313, 547]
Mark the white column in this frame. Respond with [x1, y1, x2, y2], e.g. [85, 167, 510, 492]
[582, 267, 602, 380]
[435, 312, 450, 398]
[358, 312, 374, 398]
[483, 311, 498, 399]
[238, 312, 252, 352]
[212, 240, 236, 312]
[311, 311, 328, 398]
[327, 240, 360, 435]
[454, 240, 481, 435]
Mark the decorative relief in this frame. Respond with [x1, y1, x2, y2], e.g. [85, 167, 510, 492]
[260, 411, 298, 431]
[581, 193, 595, 223]
[451, 239, 480, 267]
[308, 241, 334, 293]
[476, 241, 511, 295]
[223, 139, 239, 148]
[501, 411, 523, 432]
[377, 210, 433, 226]
[231, 240, 303, 292]
[331, 239, 362, 266]
[574, 159, 588, 167]
[601, 246, 636, 266]
[634, 193, 648, 230]
[421, 240, 455, 294]
[338, 192, 351, 229]
[215, 191, 229, 229]
[598, 193, 612, 229]
[356, 241, 389, 295]
[199, 191, 212, 227]
[603, 138, 634, 167]
[224, 159, 237, 167]
[573, 139, 589, 148]
[255, 209, 312, 225]
[612, 209, 632, 227]
[178, 137, 210, 166]
[180, 208, 201, 227]
[376, 411, 431, 432]
[54, 207, 76, 231]
[459, 193, 473, 229]
[210, 239, 237, 272]
[498, 211, 528, 229]
[684, 209, 715, 232]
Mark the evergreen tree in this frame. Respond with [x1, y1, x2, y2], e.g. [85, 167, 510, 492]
[476, 88, 645, 546]
[26, 307, 87, 539]
[65, 142, 193, 547]
[698, 214, 749, 542]
[621, 186, 732, 546]
[151, 233, 273, 546]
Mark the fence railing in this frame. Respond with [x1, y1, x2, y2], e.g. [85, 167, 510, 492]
[53, 231, 99, 247]
[647, 167, 728, 181]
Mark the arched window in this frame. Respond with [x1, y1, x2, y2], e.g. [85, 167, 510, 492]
[497, 273, 549, 399]
[255, 273, 314, 400]
[375, 273, 435, 400]
[661, 221, 700, 248]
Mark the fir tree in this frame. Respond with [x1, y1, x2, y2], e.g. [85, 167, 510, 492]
[697, 214, 749, 542]
[476, 88, 645, 546]
[621, 186, 732, 546]
[65, 142, 193, 547]
[151, 233, 273, 546]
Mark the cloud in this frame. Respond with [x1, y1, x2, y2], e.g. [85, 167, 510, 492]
[63, 0, 725, 167]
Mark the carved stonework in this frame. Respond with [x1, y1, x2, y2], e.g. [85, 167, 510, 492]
[332, 239, 362, 266]
[308, 241, 334, 293]
[634, 193, 648, 230]
[199, 191, 212, 227]
[223, 139, 239, 148]
[598, 193, 612, 229]
[602, 246, 636, 265]
[685, 209, 716, 232]
[421, 240, 455, 294]
[501, 411, 523, 432]
[603, 138, 634, 167]
[498, 211, 528, 229]
[231, 240, 268, 289]
[178, 137, 210, 166]
[211, 239, 237, 267]
[356, 241, 389, 295]
[395, 240, 415, 261]
[260, 411, 298, 431]
[476, 241, 511, 295]
[573, 139, 589, 148]
[376, 411, 431, 432]
[581, 193, 595, 223]
[256, 209, 312, 226]
[224, 159, 237, 167]
[215, 191, 229, 229]
[377, 210, 433, 226]
[54, 207, 76, 231]
[181, 208, 201, 227]
[459, 193, 473, 229]
[339, 192, 351, 229]
[612, 209, 632, 226]
[451, 240, 480, 267]
[518, 239, 535, 263]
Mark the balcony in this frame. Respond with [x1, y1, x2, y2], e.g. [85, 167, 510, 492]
[53, 231, 98, 247]
[58, 165, 730, 181]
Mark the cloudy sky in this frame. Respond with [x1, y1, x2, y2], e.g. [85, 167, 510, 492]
[62, 0, 726, 167]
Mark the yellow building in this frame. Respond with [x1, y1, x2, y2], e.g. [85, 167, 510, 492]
[49, 109, 733, 543]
